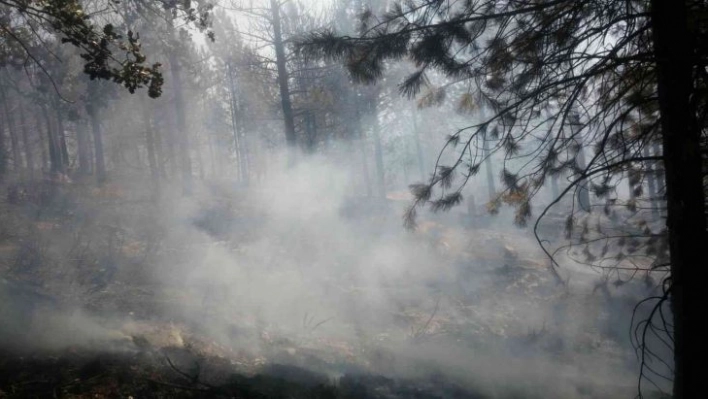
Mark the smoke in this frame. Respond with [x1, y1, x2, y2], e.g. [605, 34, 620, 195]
[0, 148, 668, 397]
[89, 152, 651, 397]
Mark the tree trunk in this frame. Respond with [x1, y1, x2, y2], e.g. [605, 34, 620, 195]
[651, 1, 708, 398]
[575, 144, 591, 212]
[88, 105, 106, 184]
[53, 101, 69, 170]
[0, 87, 22, 172]
[372, 110, 386, 198]
[153, 120, 167, 179]
[0, 107, 5, 178]
[76, 121, 91, 176]
[304, 111, 317, 152]
[18, 103, 34, 178]
[643, 145, 659, 217]
[227, 62, 244, 182]
[411, 108, 425, 180]
[42, 106, 63, 174]
[142, 106, 160, 192]
[355, 105, 372, 197]
[482, 130, 496, 202]
[271, 0, 297, 149]
[167, 12, 193, 194]
[37, 109, 48, 172]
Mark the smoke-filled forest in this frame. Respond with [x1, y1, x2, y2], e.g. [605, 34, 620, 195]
[0, 1, 705, 398]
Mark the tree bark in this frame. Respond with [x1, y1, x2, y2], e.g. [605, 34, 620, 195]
[167, 12, 193, 194]
[355, 104, 372, 197]
[52, 99, 69, 170]
[0, 107, 5, 177]
[0, 87, 22, 171]
[575, 144, 591, 212]
[18, 103, 34, 178]
[142, 105, 160, 191]
[227, 62, 245, 182]
[87, 105, 106, 184]
[651, 1, 708, 398]
[76, 121, 91, 176]
[271, 0, 297, 150]
[643, 145, 659, 217]
[42, 105, 63, 174]
[482, 130, 496, 202]
[371, 108, 386, 198]
[411, 108, 425, 180]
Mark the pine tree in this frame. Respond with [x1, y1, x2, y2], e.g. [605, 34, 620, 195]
[297, 1, 708, 397]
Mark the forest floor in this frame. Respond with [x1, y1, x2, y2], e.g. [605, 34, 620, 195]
[0, 178, 666, 398]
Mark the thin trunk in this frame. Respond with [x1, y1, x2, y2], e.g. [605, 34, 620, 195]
[227, 62, 243, 182]
[42, 105, 63, 174]
[153, 120, 167, 179]
[271, 0, 297, 149]
[1, 87, 22, 171]
[208, 129, 217, 178]
[76, 121, 91, 176]
[195, 131, 205, 180]
[643, 145, 659, 217]
[142, 106, 160, 190]
[38, 109, 48, 172]
[167, 12, 192, 194]
[53, 101, 69, 169]
[652, 140, 665, 217]
[18, 103, 34, 178]
[88, 105, 106, 184]
[575, 144, 591, 212]
[164, 106, 178, 179]
[411, 109, 425, 180]
[651, 2, 707, 398]
[356, 109, 372, 197]
[304, 111, 317, 152]
[0, 105, 5, 177]
[372, 111, 386, 198]
[482, 131, 496, 202]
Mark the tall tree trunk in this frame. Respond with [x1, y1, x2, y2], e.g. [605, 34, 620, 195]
[575, 144, 591, 212]
[142, 106, 160, 192]
[37, 109, 48, 172]
[42, 105, 63, 174]
[643, 145, 659, 217]
[227, 62, 244, 182]
[304, 111, 317, 152]
[411, 108, 425, 180]
[163, 106, 178, 179]
[167, 13, 193, 194]
[1, 87, 22, 171]
[53, 100, 69, 170]
[76, 121, 91, 176]
[371, 110, 386, 198]
[87, 105, 106, 184]
[355, 105, 372, 197]
[153, 120, 167, 179]
[482, 130, 496, 202]
[271, 0, 297, 149]
[0, 106, 5, 178]
[651, 1, 708, 398]
[18, 103, 34, 178]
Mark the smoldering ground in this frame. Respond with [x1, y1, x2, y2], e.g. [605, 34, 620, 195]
[0, 153, 668, 398]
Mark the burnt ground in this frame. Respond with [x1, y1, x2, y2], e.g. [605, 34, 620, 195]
[0, 181, 670, 398]
[0, 347, 488, 399]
